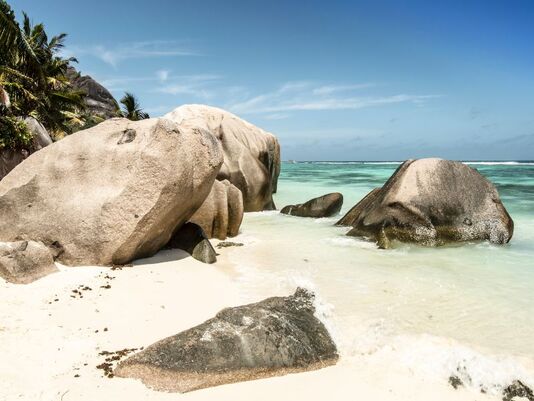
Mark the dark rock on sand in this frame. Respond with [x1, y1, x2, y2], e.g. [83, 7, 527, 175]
[114, 288, 338, 392]
[337, 158, 514, 248]
[216, 241, 244, 249]
[281, 193, 343, 218]
[0, 240, 57, 284]
[502, 380, 534, 401]
[166, 222, 217, 264]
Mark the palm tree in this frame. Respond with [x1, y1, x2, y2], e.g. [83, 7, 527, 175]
[120, 92, 149, 121]
[0, 1, 85, 141]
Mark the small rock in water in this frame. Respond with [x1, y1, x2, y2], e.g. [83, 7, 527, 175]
[502, 380, 534, 401]
[216, 241, 244, 249]
[281, 192, 343, 218]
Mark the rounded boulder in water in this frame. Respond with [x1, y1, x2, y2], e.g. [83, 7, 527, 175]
[337, 158, 514, 248]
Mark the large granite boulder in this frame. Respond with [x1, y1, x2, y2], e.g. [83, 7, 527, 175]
[189, 179, 244, 239]
[0, 240, 58, 284]
[66, 67, 119, 120]
[337, 158, 514, 248]
[115, 288, 338, 392]
[281, 193, 343, 218]
[0, 117, 53, 181]
[0, 118, 223, 266]
[164, 105, 280, 212]
[165, 222, 217, 264]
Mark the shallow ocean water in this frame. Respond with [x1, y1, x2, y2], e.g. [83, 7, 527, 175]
[230, 161, 534, 393]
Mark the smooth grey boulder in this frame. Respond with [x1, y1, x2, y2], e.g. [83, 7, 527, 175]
[0, 241, 58, 284]
[114, 288, 338, 392]
[23, 117, 53, 149]
[281, 193, 343, 218]
[164, 105, 281, 212]
[0, 117, 53, 181]
[0, 118, 223, 266]
[337, 158, 514, 248]
[189, 179, 244, 240]
[165, 222, 217, 264]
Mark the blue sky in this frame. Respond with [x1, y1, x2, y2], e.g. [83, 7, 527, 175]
[11, 0, 534, 160]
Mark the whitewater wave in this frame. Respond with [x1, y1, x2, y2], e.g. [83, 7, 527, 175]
[284, 160, 534, 166]
[465, 161, 534, 166]
[337, 317, 534, 396]
[378, 334, 534, 395]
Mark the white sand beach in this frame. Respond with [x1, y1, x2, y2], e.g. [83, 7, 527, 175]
[0, 242, 509, 401]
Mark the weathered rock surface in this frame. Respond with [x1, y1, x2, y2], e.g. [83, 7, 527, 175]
[0, 240, 57, 284]
[23, 116, 53, 149]
[0, 118, 223, 266]
[165, 222, 217, 264]
[0, 85, 10, 108]
[189, 179, 244, 239]
[164, 105, 281, 212]
[114, 288, 338, 392]
[337, 158, 514, 248]
[281, 192, 343, 218]
[0, 117, 53, 181]
[503, 380, 534, 401]
[66, 67, 119, 120]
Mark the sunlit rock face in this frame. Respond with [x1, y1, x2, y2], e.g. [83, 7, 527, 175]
[0, 117, 223, 266]
[189, 179, 244, 240]
[164, 104, 281, 212]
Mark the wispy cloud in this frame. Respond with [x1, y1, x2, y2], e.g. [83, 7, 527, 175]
[96, 71, 221, 100]
[155, 74, 222, 99]
[228, 81, 440, 115]
[312, 83, 377, 95]
[64, 40, 197, 67]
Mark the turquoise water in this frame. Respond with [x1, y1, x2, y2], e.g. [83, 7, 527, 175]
[229, 161, 534, 391]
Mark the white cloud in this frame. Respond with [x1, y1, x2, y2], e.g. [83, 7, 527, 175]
[312, 83, 376, 95]
[263, 113, 291, 120]
[157, 69, 170, 82]
[63, 40, 197, 67]
[228, 82, 440, 115]
[155, 74, 222, 99]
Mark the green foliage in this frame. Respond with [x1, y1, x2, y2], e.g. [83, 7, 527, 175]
[120, 92, 149, 121]
[0, 0, 86, 147]
[0, 116, 32, 149]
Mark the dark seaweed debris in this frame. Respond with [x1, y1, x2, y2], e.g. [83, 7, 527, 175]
[449, 375, 463, 389]
[96, 348, 143, 378]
